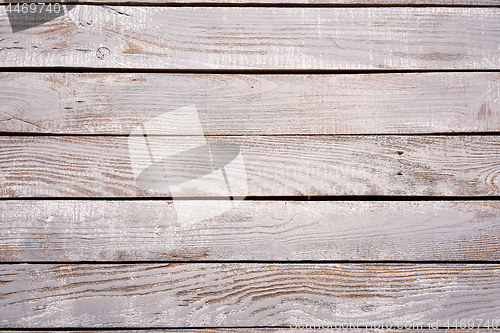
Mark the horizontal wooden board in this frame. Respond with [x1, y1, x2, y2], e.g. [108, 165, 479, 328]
[4, 331, 500, 333]
[1, 263, 500, 327]
[1, 72, 499, 135]
[3, 0, 500, 5]
[0, 7, 499, 69]
[5, 327, 500, 333]
[1, 200, 500, 261]
[1, 135, 500, 197]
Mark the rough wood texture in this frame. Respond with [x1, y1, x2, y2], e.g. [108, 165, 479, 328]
[1, 200, 500, 262]
[1, 135, 500, 197]
[1, 7, 499, 70]
[1, 72, 499, 135]
[1, 264, 500, 327]
[3, 0, 500, 4]
[0, 327, 500, 333]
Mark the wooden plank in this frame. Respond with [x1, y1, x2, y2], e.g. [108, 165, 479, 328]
[1, 263, 500, 327]
[0, 135, 489, 198]
[1, 200, 500, 261]
[3, 0, 500, 5]
[0, 7, 499, 70]
[4, 331, 500, 333]
[1, 72, 499, 135]
[1, 135, 500, 197]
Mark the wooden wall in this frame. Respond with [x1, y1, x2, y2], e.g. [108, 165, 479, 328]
[1, 0, 500, 331]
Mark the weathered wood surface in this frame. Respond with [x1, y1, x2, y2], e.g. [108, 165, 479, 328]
[1, 200, 500, 261]
[6, 331, 500, 333]
[1, 72, 499, 135]
[1, 135, 500, 197]
[3, 0, 500, 5]
[1, 7, 499, 70]
[1, 263, 500, 327]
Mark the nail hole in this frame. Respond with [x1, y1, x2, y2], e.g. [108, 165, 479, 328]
[96, 47, 110, 60]
[397, 151, 404, 155]
[397, 172, 403, 176]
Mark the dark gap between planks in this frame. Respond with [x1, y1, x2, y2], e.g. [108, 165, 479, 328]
[1, 68, 500, 74]
[0, 196, 499, 201]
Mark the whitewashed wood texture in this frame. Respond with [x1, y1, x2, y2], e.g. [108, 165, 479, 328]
[1, 200, 499, 261]
[1, 0, 499, 329]
[1, 264, 500, 327]
[3, 0, 499, 4]
[5, 331, 500, 333]
[1, 135, 499, 197]
[0, 7, 499, 69]
[1, 72, 499, 135]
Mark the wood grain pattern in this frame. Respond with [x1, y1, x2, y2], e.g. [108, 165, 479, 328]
[1, 263, 500, 327]
[1, 135, 500, 197]
[1, 200, 500, 261]
[1, 72, 499, 135]
[6, 331, 500, 333]
[0, 7, 499, 70]
[3, 0, 500, 5]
